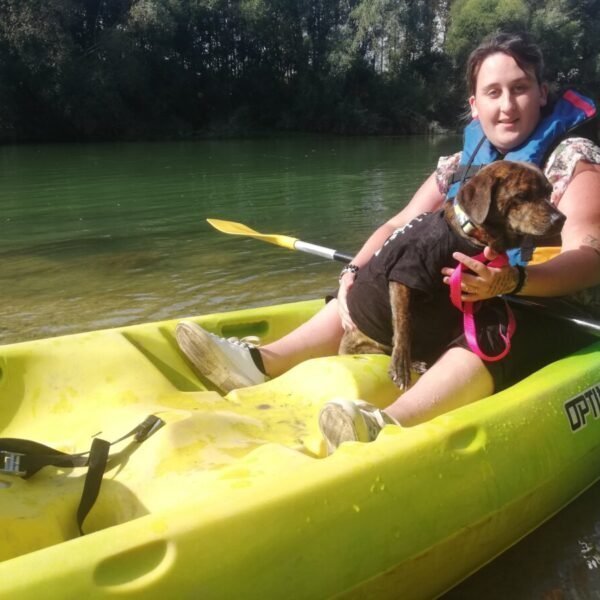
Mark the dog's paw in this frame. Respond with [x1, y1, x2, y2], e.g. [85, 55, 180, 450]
[389, 354, 412, 391]
[411, 361, 429, 375]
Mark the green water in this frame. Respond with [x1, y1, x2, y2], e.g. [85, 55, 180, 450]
[0, 136, 453, 341]
[2, 136, 600, 597]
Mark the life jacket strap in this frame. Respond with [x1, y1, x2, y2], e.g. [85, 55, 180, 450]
[449, 164, 483, 186]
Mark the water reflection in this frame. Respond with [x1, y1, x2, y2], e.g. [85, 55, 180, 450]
[0, 136, 451, 342]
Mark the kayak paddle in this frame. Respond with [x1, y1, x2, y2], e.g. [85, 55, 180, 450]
[207, 218, 600, 336]
[207, 219, 353, 263]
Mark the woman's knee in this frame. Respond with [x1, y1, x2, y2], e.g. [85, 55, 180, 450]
[386, 347, 493, 425]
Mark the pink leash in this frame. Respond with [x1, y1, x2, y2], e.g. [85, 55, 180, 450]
[449, 252, 516, 362]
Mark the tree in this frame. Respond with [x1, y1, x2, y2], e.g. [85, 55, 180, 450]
[0, 0, 597, 141]
[445, 0, 529, 67]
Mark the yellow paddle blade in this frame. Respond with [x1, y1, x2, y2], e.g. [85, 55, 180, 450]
[207, 219, 298, 250]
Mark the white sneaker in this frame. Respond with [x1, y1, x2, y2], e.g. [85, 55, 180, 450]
[318, 398, 399, 454]
[175, 321, 267, 392]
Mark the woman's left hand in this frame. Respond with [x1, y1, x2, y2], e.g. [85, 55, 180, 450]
[441, 246, 519, 301]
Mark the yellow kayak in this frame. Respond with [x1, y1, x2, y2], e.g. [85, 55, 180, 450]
[0, 299, 599, 598]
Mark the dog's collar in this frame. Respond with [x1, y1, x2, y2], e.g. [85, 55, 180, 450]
[453, 202, 487, 246]
[453, 201, 476, 235]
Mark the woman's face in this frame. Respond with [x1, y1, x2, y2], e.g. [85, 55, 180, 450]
[469, 52, 548, 153]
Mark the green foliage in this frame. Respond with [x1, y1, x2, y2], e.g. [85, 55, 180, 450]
[531, 0, 582, 83]
[0, 0, 598, 141]
[446, 0, 529, 65]
[533, 0, 600, 92]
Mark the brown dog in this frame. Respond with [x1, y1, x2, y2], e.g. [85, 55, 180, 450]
[340, 161, 565, 390]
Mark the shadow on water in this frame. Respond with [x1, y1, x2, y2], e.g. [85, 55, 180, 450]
[443, 479, 600, 599]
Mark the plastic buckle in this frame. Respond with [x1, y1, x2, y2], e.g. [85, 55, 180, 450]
[134, 415, 165, 443]
[1, 450, 26, 476]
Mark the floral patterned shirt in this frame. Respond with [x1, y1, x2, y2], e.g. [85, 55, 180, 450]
[435, 137, 600, 316]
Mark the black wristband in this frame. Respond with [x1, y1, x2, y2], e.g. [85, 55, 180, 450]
[509, 265, 527, 295]
[339, 263, 359, 282]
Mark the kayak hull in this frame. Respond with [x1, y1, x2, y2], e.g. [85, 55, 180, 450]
[0, 299, 599, 598]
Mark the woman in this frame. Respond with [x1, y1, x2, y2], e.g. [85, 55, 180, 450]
[177, 32, 600, 453]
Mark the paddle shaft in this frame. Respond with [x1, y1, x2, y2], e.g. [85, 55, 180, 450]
[207, 218, 600, 335]
[295, 241, 353, 263]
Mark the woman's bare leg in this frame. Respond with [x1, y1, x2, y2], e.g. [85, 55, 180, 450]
[260, 299, 345, 377]
[385, 347, 494, 426]
[260, 305, 494, 424]
[319, 347, 494, 453]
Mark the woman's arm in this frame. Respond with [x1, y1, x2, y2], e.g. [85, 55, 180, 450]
[522, 162, 600, 295]
[338, 171, 445, 329]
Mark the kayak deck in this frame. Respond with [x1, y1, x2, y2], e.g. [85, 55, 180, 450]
[1, 299, 599, 598]
[0, 300, 327, 554]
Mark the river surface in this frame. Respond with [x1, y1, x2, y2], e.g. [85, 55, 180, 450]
[2, 136, 600, 598]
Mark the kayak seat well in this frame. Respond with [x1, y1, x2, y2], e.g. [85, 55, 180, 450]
[117, 299, 325, 393]
[0, 306, 403, 562]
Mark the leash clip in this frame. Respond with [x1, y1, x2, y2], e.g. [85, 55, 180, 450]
[1, 450, 26, 476]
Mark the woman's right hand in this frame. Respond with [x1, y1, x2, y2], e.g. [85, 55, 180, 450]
[337, 272, 357, 331]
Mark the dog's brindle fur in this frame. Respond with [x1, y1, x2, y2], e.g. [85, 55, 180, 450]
[339, 161, 566, 390]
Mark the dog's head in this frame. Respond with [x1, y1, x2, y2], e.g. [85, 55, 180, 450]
[455, 161, 565, 252]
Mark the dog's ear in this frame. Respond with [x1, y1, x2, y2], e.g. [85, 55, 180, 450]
[457, 174, 494, 224]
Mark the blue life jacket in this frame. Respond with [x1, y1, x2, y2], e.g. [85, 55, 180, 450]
[446, 90, 597, 265]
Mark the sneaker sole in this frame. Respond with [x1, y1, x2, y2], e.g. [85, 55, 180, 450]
[175, 322, 258, 392]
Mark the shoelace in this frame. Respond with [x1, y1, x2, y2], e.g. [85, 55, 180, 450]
[360, 404, 397, 427]
[361, 407, 397, 441]
[370, 409, 390, 428]
[225, 335, 261, 349]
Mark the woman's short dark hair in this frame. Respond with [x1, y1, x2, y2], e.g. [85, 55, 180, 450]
[466, 32, 545, 95]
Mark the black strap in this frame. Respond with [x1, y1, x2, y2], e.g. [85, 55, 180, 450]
[518, 236, 535, 263]
[0, 414, 165, 535]
[76, 437, 110, 535]
[113, 414, 165, 445]
[0, 415, 164, 476]
[0, 439, 88, 477]
[452, 134, 488, 199]
[450, 164, 484, 185]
